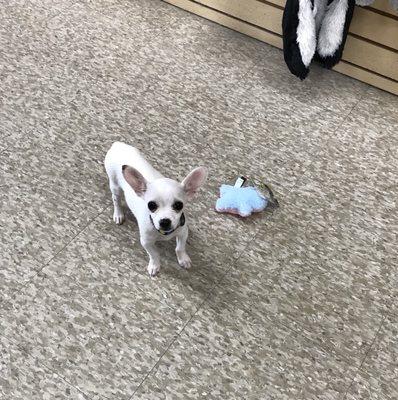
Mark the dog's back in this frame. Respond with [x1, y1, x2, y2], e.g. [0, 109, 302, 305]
[104, 142, 163, 188]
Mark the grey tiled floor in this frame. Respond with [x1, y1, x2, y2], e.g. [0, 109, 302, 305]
[1, 0, 397, 399]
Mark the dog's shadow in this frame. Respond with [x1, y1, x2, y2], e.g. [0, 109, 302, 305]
[123, 209, 231, 306]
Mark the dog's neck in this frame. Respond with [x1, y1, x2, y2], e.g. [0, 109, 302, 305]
[149, 213, 186, 236]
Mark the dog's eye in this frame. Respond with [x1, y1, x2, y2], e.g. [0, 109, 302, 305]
[148, 201, 158, 212]
[172, 201, 183, 212]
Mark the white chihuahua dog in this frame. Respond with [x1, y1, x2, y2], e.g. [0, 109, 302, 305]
[104, 142, 207, 277]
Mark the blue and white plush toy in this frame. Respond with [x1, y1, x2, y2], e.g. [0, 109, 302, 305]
[216, 185, 267, 217]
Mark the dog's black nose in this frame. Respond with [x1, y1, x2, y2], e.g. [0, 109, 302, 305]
[159, 218, 172, 230]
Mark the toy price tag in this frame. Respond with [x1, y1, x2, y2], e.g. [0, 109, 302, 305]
[234, 176, 247, 188]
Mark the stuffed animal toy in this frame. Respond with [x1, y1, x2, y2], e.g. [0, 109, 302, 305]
[216, 185, 267, 217]
[282, 0, 356, 79]
[215, 181, 279, 217]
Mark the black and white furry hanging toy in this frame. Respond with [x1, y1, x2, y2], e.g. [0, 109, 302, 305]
[283, 0, 398, 79]
[282, 0, 355, 79]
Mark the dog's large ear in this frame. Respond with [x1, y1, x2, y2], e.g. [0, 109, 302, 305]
[122, 165, 147, 196]
[181, 167, 208, 200]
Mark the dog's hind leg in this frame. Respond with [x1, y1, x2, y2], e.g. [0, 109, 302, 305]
[104, 147, 125, 225]
[105, 166, 125, 224]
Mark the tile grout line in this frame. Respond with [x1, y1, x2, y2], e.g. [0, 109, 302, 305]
[2, 330, 97, 399]
[128, 229, 264, 399]
[0, 205, 113, 400]
[6, 203, 112, 299]
[341, 313, 388, 400]
[0, 134, 14, 156]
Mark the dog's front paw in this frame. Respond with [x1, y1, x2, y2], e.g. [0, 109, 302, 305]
[113, 210, 125, 225]
[177, 253, 192, 269]
[147, 262, 160, 277]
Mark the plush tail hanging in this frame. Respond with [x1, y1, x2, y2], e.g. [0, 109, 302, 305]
[282, 0, 317, 80]
[316, 0, 356, 68]
[282, 0, 356, 78]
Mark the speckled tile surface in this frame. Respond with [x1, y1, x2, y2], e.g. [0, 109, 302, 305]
[134, 299, 356, 400]
[248, 46, 369, 115]
[0, 335, 90, 399]
[210, 262, 384, 367]
[0, 0, 397, 399]
[206, 97, 397, 368]
[0, 132, 109, 297]
[0, 259, 186, 399]
[345, 314, 398, 400]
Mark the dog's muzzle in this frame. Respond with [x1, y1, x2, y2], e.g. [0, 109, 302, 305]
[150, 213, 185, 235]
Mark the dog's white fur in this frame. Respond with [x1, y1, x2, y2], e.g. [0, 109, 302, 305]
[104, 142, 207, 277]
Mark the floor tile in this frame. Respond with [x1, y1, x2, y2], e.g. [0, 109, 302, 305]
[104, 0, 269, 79]
[0, 0, 86, 140]
[204, 109, 397, 365]
[230, 101, 398, 284]
[0, 0, 69, 62]
[249, 46, 369, 115]
[0, 335, 89, 400]
[0, 260, 184, 399]
[0, 133, 109, 266]
[211, 261, 384, 368]
[35, 211, 233, 318]
[0, 0, 155, 143]
[134, 298, 355, 400]
[0, 48, 80, 143]
[288, 114, 397, 268]
[0, 244, 42, 300]
[345, 314, 398, 400]
[347, 85, 398, 135]
[203, 106, 343, 197]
